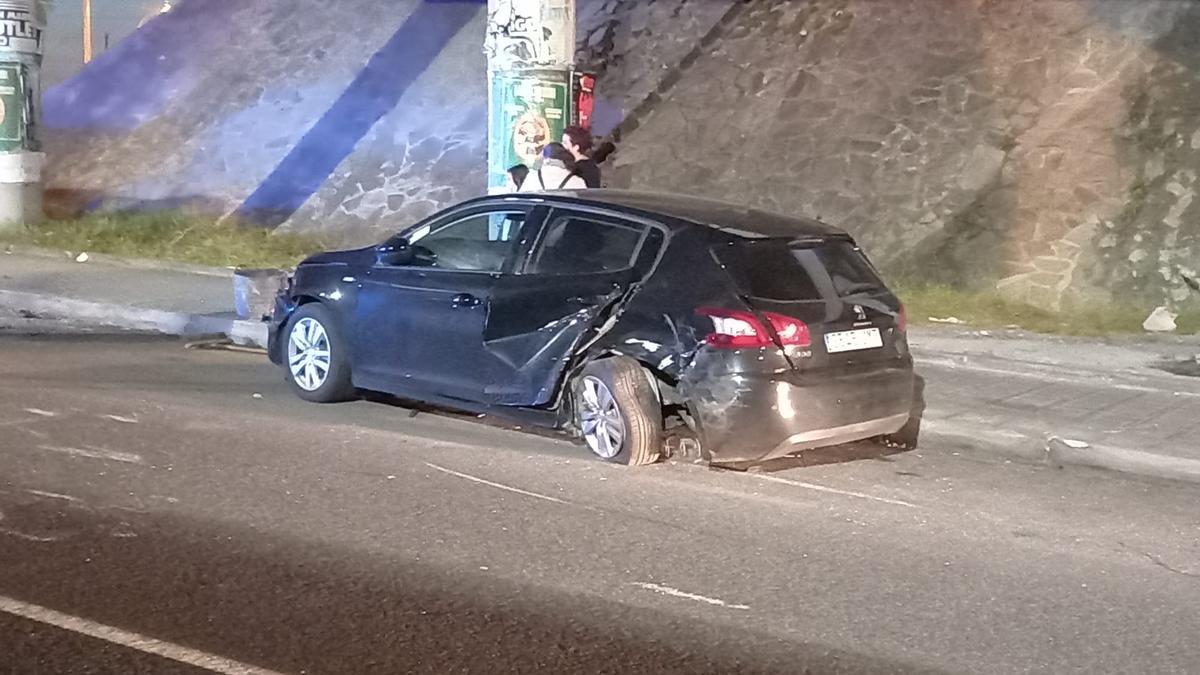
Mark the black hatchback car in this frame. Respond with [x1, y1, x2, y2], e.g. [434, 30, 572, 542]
[268, 190, 914, 466]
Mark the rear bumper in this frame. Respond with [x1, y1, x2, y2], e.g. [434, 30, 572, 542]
[685, 361, 915, 464]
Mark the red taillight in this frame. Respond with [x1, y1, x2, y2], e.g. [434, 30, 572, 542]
[897, 304, 907, 333]
[697, 308, 811, 349]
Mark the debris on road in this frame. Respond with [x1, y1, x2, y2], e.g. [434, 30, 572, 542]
[74, 252, 89, 263]
[929, 316, 965, 324]
[184, 337, 268, 355]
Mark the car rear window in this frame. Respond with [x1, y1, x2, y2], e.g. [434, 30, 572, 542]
[714, 238, 887, 301]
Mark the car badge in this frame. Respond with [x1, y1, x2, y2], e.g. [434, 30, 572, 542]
[853, 304, 867, 321]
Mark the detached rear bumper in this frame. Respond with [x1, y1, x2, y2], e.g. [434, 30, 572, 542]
[685, 360, 915, 464]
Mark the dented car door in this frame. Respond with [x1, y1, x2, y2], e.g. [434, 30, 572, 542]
[482, 209, 655, 407]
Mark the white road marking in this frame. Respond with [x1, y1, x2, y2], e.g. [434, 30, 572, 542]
[424, 462, 568, 505]
[26, 489, 81, 502]
[0, 528, 57, 543]
[24, 408, 57, 417]
[631, 582, 750, 610]
[748, 473, 919, 509]
[38, 445, 144, 465]
[101, 414, 139, 424]
[0, 595, 288, 675]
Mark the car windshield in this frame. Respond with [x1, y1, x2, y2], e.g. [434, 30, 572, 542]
[714, 238, 888, 301]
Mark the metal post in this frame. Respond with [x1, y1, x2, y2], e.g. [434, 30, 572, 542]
[484, 0, 575, 194]
[0, 0, 45, 231]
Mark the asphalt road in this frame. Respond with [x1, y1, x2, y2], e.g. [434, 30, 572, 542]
[1, 327, 1199, 674]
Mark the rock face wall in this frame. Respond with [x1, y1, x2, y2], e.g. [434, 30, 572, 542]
[42, 0, 1200, 307]
[611, 0, 1200, 308]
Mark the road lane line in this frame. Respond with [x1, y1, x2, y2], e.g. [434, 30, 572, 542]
[37, 445, 144, 465]
[23, 408, 57, 417]
[0, 527, 57, 542]
[25, 489, 81, 502]
[423, 462, 568, 505]
[748, 473, 919, 509]
[0, 595, 288, 675]
[631, 582, 750, 610]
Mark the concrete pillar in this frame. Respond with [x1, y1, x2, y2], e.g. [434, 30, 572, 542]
[485, 0, 576, 194]
[0, 0, 45, 232]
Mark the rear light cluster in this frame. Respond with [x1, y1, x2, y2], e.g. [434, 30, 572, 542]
[897, 303, 907, 333]
[697, 308, 811, 350]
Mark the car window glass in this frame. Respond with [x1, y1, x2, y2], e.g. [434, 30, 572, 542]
[529, 215, 644, 275]
[713, 238, 886, 301]
[408, 211, 528, 273]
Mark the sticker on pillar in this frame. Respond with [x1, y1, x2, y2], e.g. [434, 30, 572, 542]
[512, 112, 550, 165]
[0, 64, 25, 152]
[488, 69, 572, 192]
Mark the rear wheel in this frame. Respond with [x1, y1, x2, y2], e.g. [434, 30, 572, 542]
[573, 358, 662, 466]
[284, 303, 354, 403]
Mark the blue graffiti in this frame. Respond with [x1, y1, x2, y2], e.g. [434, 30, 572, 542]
[235, 0, 483, 228]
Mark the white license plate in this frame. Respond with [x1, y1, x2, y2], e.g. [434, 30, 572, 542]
[823, 327, 883, 353]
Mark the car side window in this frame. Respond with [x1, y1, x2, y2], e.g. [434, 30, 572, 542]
[528, 214, 646, 275]
[407, 210, 529, 273]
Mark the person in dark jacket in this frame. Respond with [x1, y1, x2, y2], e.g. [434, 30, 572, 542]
[562, 125, 602, 188]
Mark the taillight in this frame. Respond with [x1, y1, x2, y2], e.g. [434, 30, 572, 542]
[897, 304, 907, 333]
[697, 308, 811, 349]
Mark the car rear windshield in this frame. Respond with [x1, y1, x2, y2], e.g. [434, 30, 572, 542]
[713, 238, 888, 301]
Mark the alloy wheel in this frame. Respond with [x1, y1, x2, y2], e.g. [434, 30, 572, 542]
[287, 317, 332, 392]
[578, 376, 626, 459]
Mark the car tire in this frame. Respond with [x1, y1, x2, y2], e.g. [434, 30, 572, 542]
[573, 357, 662, 466]
[283, 303, 355, 403]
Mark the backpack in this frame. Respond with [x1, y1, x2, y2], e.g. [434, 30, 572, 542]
[537, 169, 579, 190]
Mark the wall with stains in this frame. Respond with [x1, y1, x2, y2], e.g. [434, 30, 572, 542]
[41, 0, 1200, 306]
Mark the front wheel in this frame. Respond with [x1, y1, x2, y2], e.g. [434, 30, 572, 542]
[284, 303, 355, 403]
[573, 358, 662, 466]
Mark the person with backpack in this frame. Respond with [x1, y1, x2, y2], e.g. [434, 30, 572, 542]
[562, 126, 602, 188]
[517, 142, 587, 192]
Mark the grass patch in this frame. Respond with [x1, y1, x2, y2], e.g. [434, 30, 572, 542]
[896, 283, 1200, 337]
[0, 212, 329, 269]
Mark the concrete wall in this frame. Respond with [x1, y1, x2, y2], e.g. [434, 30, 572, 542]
[41, 0, 1200, 307]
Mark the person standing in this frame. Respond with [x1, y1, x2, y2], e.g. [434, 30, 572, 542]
[518, 143, 587, 192]
[562, 125, 602, 188]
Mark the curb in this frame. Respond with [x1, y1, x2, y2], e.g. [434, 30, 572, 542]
[920, 418, 1200, 487]
[0, 290, 268, 348]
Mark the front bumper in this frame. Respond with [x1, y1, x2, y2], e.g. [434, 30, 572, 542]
[685, 360, 915, 464]
[265, 294, 296, 366]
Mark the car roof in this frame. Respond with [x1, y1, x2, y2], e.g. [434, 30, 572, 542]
[474, 190, 845, 239]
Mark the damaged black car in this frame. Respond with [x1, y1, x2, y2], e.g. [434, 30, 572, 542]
[268, 190, 915, 466]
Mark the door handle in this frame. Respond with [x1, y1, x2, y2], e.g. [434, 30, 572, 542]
[451, 293, 481, 309]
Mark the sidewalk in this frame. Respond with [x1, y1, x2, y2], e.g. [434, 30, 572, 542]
[3, 247, 1199, 485]
[0, 247, 265, 346]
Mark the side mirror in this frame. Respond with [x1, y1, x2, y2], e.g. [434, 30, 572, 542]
[375, 235, 437, 267]
[376, 235, 414, 266]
